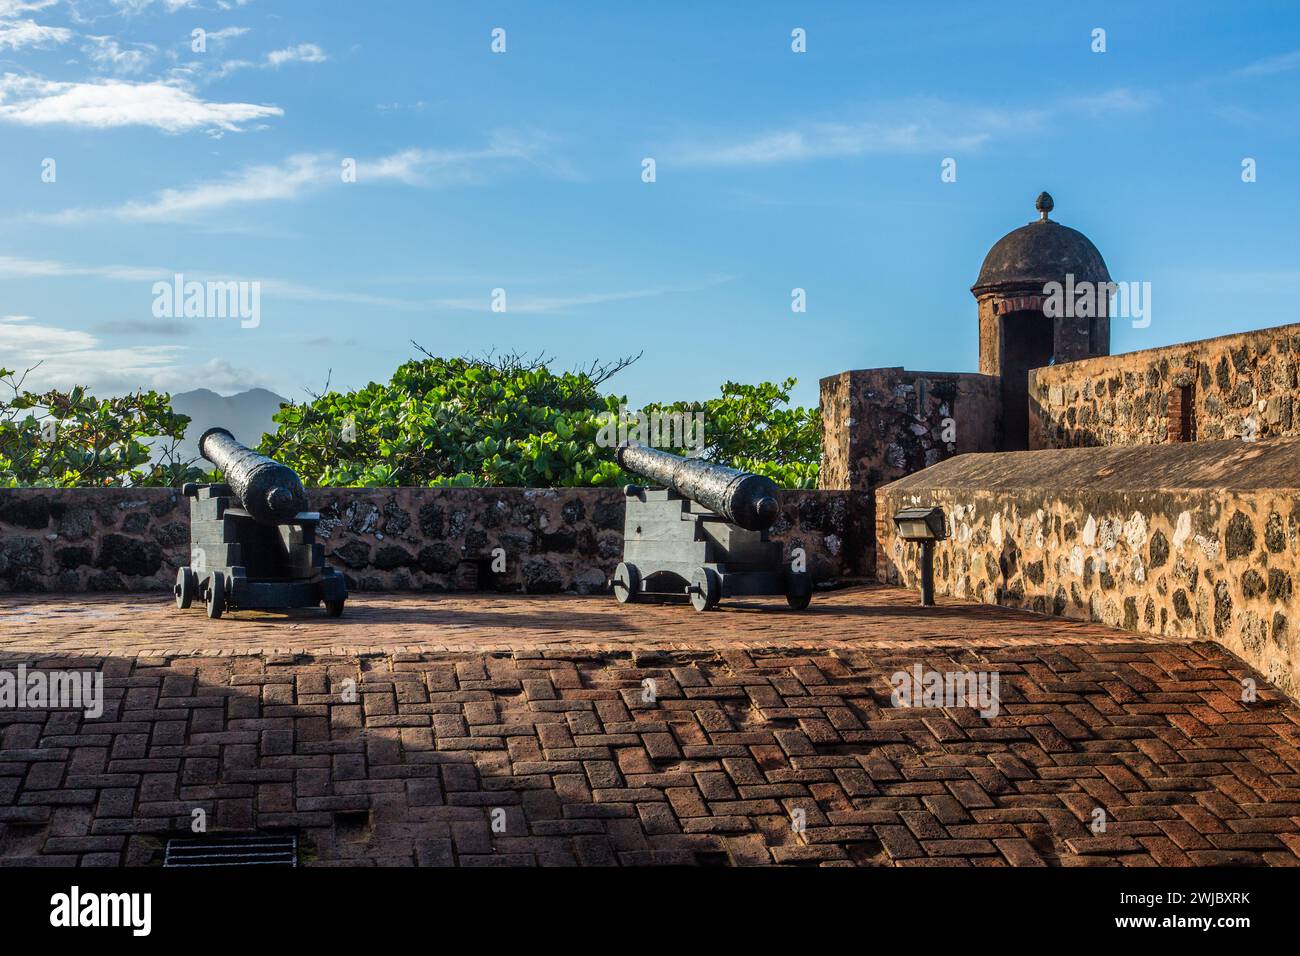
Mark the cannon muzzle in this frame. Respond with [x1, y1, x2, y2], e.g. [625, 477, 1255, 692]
[615, 444, 780, 531]
[199, 427, 309, 525]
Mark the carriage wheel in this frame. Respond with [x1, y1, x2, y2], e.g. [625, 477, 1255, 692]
[690, 567, 721, 612]
[205, 571, 226, 620]
[175, 566, 197, 609]
[786, 571, 812, 611]
[613, 562, 641, 604]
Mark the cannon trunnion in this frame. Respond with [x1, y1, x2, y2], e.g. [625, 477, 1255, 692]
[174, 429, 347, 619]
[612, 447, 811, 613]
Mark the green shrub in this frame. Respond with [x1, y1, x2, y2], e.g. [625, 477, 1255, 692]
[0, 366, 200, 488]
[260, 351, 821, 488]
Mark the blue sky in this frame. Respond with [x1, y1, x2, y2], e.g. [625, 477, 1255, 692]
[1, 0, 1298, 409]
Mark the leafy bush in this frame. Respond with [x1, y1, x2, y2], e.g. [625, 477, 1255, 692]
[641, 379, 821, 489]
[0, 366, 200, 488]
[259, 351, 628, 488]
[0, 351, 822, 489]
[260, 349, 822, 489]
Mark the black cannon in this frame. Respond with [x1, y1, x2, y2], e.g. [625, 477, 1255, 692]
[612, 444, 811, 612]
[173, 427, 347, 619]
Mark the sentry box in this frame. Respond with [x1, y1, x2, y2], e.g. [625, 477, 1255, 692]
[892, 506, 948, 607]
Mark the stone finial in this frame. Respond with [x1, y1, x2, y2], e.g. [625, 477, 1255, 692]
[1035, 191, 1054, 221]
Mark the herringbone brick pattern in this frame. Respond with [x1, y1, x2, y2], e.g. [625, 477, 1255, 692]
[1, 587, 1299, 866]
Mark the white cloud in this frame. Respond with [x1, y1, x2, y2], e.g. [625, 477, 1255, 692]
[0, 314, 262, 394]
[0, 253, 160, 281]
[37, 134, 563, 223]
[0, 253, 441, 313]
[0, 18, 72, 50]
[376, 100, 429, 113]
[213, 40, 325, 78]
[109, 0, 196, 13]
[499, 277, 735, 314]
[207, 25, 248, 42]
[82, 35, 156, 75]
[0, 253, 730, 317]
[1065, 87, 1159, 117]
[1235, 48, 1300, 77]
[0, 1, 57, 17]
[0, 312, 97, 351]
[669, 91, 1153, 167]
[0, 73, 282, 132]
[96, 152, 330, 221]
[672, 102, 1046, 167]
[266, 42, 324, 66]
[675, 121, 988, 166]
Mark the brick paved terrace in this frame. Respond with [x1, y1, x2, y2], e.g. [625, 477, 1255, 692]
[1, 584, 1299, 867]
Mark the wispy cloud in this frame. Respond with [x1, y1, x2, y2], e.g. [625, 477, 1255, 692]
[0, 18, 71, 49]
[109, 0, 196, 14]
[94, 318, 192, 336]
[82, 34, 156, 75]
[670, 100, 1048, 167]
[0, 313, 260, 395]
[267, 42, 324, 66]
[68, 153, 331, 222]
[0, 253, 160, 282]
[0, 253, 732, 316]
[0, 72, 282, 132]
[214, 41, 326, 78]
[206, 25, 248, 42]
[1235, 48, 1300, 77]
[0, 1, 58, 16]
[1064, 87, 1159, 117]
[669, 90, 1151, 168]
[33, 133, 568, 224]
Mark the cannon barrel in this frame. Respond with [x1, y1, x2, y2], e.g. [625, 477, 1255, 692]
[199, 427, 309, 525]
[616, 444, 780, 532]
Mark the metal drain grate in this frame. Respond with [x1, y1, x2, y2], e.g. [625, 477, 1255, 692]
[164, 834, 297, 868]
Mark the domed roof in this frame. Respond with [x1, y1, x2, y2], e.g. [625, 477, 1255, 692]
[972, 192, 1110, 295]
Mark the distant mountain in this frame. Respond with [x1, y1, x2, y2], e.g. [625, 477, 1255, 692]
[167, 387, 290, 464]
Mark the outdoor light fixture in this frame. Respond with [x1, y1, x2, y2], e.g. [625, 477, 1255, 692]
[892, 506, 948, 607]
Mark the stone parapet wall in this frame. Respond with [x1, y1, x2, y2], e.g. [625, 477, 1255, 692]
[819, 367, 1000, 492]
[1029, 322, 1300, 449]
[876, 440, 1300, 699]
[0, 486, 868, 595]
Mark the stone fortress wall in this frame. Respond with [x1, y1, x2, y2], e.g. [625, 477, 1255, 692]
[818, 367, 1000, 491]
[6, 190, 1296, 703]
[1030, 322, 1300, 450]
[818, 367, 1000, 574]
[0, 486, 866, 596]
[875, 439, 1300, 699]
